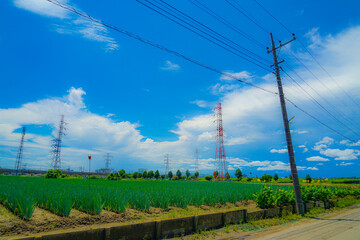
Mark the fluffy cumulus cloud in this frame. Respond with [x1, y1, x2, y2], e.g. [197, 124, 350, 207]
[313, 137, 360, 160]
[306, 156, 329, 162]
[298, 145, 308, 153]
[13, 0, 118, 51]
[270, 148, 288, 154]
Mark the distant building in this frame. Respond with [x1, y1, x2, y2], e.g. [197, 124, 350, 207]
[95, 168, 113, 174]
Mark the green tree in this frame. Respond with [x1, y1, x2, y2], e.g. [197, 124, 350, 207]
[235, 168, 243, 180]
[186, 169, 190, 178]
[274, 173, 279, 181]
[194, 171, 199, 178]
[176, 170, 182, 179]
[148, 170, 154, 179]
[261, 174, 273, 182]
[305, 174, 312, 183]
[289, 174, 293, 181]
[160, 174, 165, 180]
[154, 170, 160, 180]
[143, 170, 148, 179]
[138, 172, 142, 178]
[132, 172, 138, 179]
[119, 169, 126, 177]
[205, 175, 213, 181]
[168, 171, 173, 179]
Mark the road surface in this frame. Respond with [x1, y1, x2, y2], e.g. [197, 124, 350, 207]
[252, 206, 360, 240]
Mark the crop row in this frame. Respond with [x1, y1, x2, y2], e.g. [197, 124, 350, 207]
[0, 176, 291, 219]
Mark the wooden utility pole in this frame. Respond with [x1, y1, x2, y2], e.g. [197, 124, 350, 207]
[268, 33, 304, 215]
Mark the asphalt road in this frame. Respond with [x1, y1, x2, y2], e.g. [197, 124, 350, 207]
[253, 207, 360, 240]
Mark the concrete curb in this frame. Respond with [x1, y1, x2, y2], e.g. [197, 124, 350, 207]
[14, 202, 325, 240]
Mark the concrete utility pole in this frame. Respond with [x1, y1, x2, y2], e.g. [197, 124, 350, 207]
[268, 33, 304, 215]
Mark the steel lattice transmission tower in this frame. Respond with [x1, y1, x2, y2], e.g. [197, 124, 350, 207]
[51, 115, 66, 169]
[14, 127, 26, 175]
[214, 103, 227, 179]
[195, 149, 199, 173]
[104, 153, 113, 170]
[164, 154, 170, 177]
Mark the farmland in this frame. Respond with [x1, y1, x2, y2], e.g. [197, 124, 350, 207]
[0, 176, 292, 220]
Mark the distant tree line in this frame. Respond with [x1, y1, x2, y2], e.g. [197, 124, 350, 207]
[107, 169, 200, 181]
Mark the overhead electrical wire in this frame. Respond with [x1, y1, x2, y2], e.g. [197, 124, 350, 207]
[252, 0, 360, 110]
[45, 0, 357, 142]
[282, 69, 360, 138]
[223, 0, 360, 137]
[155, 0, 271, 64]
[136, 0, 271, 71]
[188, 0, 266, 49]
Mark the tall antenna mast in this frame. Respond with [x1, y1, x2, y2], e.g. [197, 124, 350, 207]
[195, 148, 199, 173]
[14, 127, 26, 176]
[164, 154, 170, 177]
[214, 103, 227, 179]
[51, 115, 66, 169]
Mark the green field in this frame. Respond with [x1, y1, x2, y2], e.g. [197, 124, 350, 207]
[0, 176, 291, 220]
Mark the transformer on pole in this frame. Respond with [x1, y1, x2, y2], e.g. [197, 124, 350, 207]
[14, 127, 26, 176]
[214, 103, 227, 179]
[51, 115, 66, 169]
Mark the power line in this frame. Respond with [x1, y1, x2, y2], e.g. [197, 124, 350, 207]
[282, 70, 360, 138]
[45, 0, 357, 142]
[252, 0, 360, 110]
[283, 62, 360, 131]
[156, 0, 271, 64]
[225, 0, 270, 34]
[136, 0, 271, 71]
[45, 0, 275, 94]
[188, 0, 266, 49]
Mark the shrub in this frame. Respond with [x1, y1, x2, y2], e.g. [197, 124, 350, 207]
[44, 169, 67, 179]
[132, 172, 138, 179]
[160, 174, 165, 180]
[167, 171, 173, 179]
[274, 188, 295, 206]
[205, 175, 213, 181]
[260, 174, 272, 182]
[246, 177, 253, 182]
[171, 176, 179, 181]
[194, 172, 199, 178]
[89, 175, 99, 179]
[253, 186, 274, 209]
[142, 171, 148, 179]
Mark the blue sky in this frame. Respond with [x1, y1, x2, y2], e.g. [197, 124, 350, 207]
[1, 0, 360, 177]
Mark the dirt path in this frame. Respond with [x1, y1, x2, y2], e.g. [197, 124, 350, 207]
[216, 206, 360, 240]
[251, 207, 360, 240]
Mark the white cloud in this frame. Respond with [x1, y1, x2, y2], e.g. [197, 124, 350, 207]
[161, 60, 180, 71]
[190, 100, 212, 108]
[306, 156, 330, 162]
[270, 148, 288, 154]
[320, 148, 360, 160]
[220, 71, 252, 81]
[14, 0, 118, 51]
[340, 139, 360, 146]
[298, 145, 308, 153]
[307, 167, 319, 171]
[316, 137, 334, 146]
[336, 162, 354, 166]
[14, 0, 69, 19]
[209, 83, 240, 95]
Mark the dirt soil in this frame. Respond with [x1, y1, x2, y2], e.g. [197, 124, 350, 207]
[0, 200, 259, 238]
